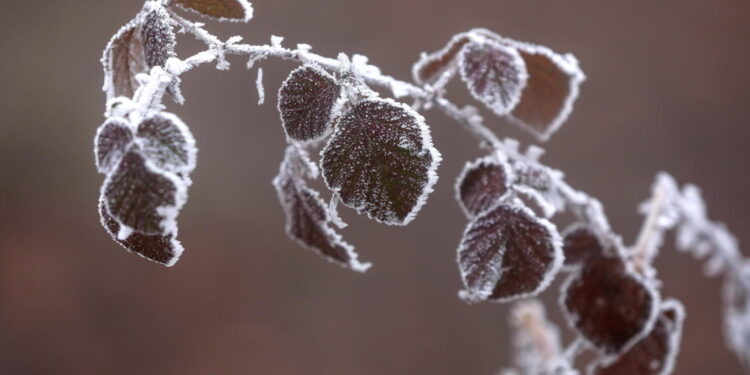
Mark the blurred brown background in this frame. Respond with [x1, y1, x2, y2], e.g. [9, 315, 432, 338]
[1, 0, 749, 374]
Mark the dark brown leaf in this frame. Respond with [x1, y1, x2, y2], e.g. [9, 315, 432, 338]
[136, 112, 197, 174]
[99, 199, 183, 266]
[170, 0, 253, 22]
[95, 117, 133, 174]
[455, 156, 510, 218]
[589, 299, 685, 375]
[562, 224, 605, 267]
[274, 147, 370, 272]
[458, 202, 562, 302]
[459, 40, 528, 116]
[141, 6, 176, 70]
[321, 98, 441, 225]
[278, 65, 342, 142]
[103, 149, 185, 235]
[561, 255, 659, 354]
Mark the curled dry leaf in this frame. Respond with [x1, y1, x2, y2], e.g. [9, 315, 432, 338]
[472, 29, 585, 141]
[588, 299, 685, 375]
[459, 39, 528, 116]
[278, 65, 343, 142]
[102, 148, 186, 236]
[457, 202, 562, 303]
[412, 33, 471, 85]
[455, 156, 512, 218]
[562, 224, 605, 267]
[274, 147, 370, 272]
[561, 254, 660, 355]
[99, 199, 184, 266]
[95, 117, 134, 174]
[507, 45, 584, 142]
[136, 112, 197, 175]
[169, 0, 254, 22]
[103, 4, 183, 103]
[321, 98, 441, 226]
[102, 16, 147, 99]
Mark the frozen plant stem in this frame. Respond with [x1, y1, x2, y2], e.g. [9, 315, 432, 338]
[97, 1, 750, 372]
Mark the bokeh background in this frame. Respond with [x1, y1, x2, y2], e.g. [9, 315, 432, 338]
[1, 0, 749, 374]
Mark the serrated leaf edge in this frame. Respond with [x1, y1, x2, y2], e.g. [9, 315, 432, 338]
[457, 37, 529, 117]
[457, 200, 564, 304]
[320, 97, 442, 226]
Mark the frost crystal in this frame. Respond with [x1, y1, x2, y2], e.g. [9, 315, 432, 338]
[457, 202, 562, 303]
[278, 65, 343, 142]
[256, 67, 265, 105]
[274, 147, 370, 272]
[321, 98, 441, 226]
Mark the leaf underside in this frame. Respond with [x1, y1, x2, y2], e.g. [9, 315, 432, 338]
[103, 19, 147, 99]
[412, 34, 471, 85]
[321, 98, 440, 226]
[274, 147, 369, 272]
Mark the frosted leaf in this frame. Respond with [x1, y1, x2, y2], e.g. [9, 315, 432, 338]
[412, 33, 471, 85]
[459, 40, 528, 116]
[102, 16, 147, 99]
[278, 65, 343, 142]
[136, 112, 197, 175]
[142, 6, 176, 71]
[99, 199, 184, 266]
[455, 156, 511, 218]
[589, 299, 685, 375]
[321, 98, 441, 226]
[274, 147, 370, 272]
[95, 117, 133, 174]
[170, 0, 254, 22]
[142, 6, 183, 103]
[457, 202, 563, 303]
[561, 255, 660, 355]
[102, 149, 186, 235]
[562, 224, 605, 267]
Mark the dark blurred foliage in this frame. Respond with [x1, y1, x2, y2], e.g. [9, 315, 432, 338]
[1, 1, 749, 374]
